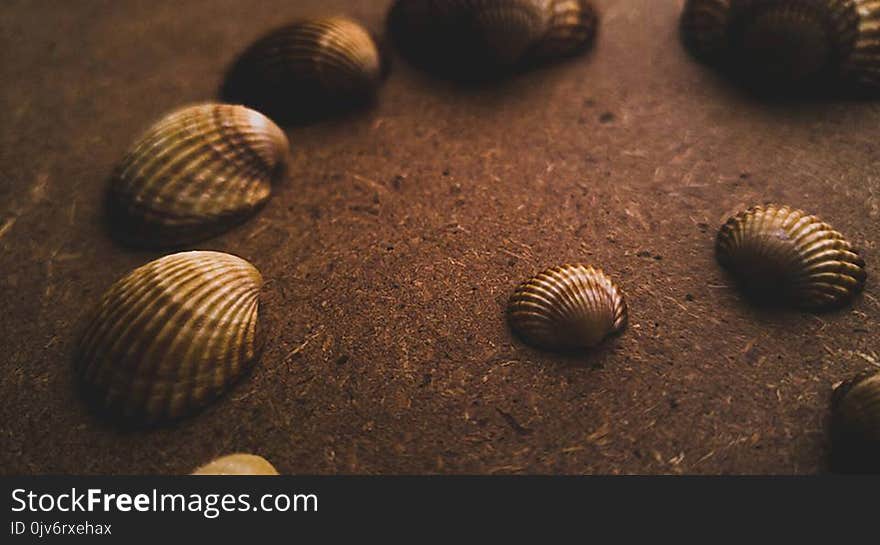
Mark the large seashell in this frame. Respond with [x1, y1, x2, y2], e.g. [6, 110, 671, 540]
[192, 453, 279, 475]
[223, 17, 386, 121]
[388, 0, 598, 77]
[75, 251, 264, 424]
[680, 0, 880, 89]
[831, 372, 880, 473]
[508, 264, 627, 350]
[716, 204, 867, 309]
[108, 103, 289, 247]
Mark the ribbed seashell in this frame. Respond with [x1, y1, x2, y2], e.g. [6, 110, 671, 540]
[831, 372, 880, 473]
[528, 0, 599, 62]
[508, 264, 627, 350]
[680, 0, 880, 88]
[716, 204, 867, 309]
[680, 0, 734, 61]
[388, 0, 598, 77]
[75, 251, 264, 424]
[108, 104, 289, 247]
[839, 0, 880, 89]
[192, 454, 279, 475]
[223, 17, 386, 121]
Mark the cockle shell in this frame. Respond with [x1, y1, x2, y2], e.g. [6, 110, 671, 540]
[508, 264, 627, 350]
[192, 454, 279, 475]
[716, 204, 867, 309]
[831, 372, 880, 473]
[388, 0, 598, 77]
[223, 17, 386, 120]
[108, 103, 289, 247]
[528, 0, 600, 62]
[76, 251, 264, 424]
[680, 0, 880, 89]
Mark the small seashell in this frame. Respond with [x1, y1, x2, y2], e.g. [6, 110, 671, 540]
[108, 103, 289, 247]
[680, 0, 879, 90]
[831, 372, 880, 473]
[528, 0, 600, 62]
[388, 0, 598, 77]
[508, 264, 627, 350]
[192, 453, 279, 475]
[839, 0, 880, 90]
[76, 251, 264, 424]
[716, 204, 867, 309]
[223, 17, 386, 121]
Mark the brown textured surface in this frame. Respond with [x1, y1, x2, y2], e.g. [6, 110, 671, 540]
[1, 0, 879, 475]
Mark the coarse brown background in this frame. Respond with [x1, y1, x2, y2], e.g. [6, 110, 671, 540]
[1, 0, 878, 475]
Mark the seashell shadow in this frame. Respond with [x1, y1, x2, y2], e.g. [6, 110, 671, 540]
[509, 327, 626, 368]
[220, 64, 387, 127]
[102, 189, 270, 250]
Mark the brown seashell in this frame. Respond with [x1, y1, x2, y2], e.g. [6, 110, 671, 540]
[192, 453, 279, 475]
[831, 371, 880, 473]
[528, 0, 599, 62]
[388, 0, 598, 77]
[716, 204, 867, 309]
[508, 264, 627, 350]
[223, 17, 386, 121]
[108, 103, 289, 247]
[680, 0, 879, 89]
[76, 251, 264, 424]
[839, 0, 880, 89]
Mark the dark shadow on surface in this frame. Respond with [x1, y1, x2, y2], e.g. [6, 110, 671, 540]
[507, 328, 627, 370]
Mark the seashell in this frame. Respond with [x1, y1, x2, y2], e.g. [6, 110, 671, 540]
[108, 103, 289, 247]
[527, 0, 599, 62]
[388, 0, 598, 77]
[831, 372, 880, 473]
[192, 453, 279, 475]
[716, 204, 867, 309]
[839, 0, 880, 89]
[508, 264, 627, 350]
[223, 17, 386, 121]
[680, 0, 880, 89]
[75, 251, 264, 424]
[680, 0, 734, 62]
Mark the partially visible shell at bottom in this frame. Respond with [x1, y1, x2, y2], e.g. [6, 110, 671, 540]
[831, 372, 880, 473]
[528, 0, 599, 61]
[508, 264, 627, 350]
[192, 453, 279, 475]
